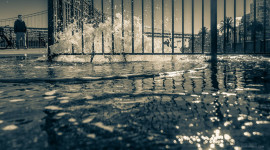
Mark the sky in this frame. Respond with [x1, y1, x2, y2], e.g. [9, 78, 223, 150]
[0, 0, 253, 33]
[0, 0, 47, 28]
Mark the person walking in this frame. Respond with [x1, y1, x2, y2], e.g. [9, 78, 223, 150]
[14, 15, 27, 49]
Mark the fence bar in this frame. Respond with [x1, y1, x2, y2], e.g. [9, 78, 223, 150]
[223, 0, 226, 53]
[82, 23, 84, 54]
[162, 0, 164, 53]
[91, 0, 94, 53]
[142, 0, 144, 53]
[244, 0, 246, 53]
[48, 0, 54, 61]
[211, 0, 217, 61]
[192, 0, 194, 53]
[26, 32, 29, 48]
[253, 0, 256, 53]
[81, 0, 84, 54]
[122, 0, 124, 53]
[39, 32, 41, 48]
[233, 0, 236, 52]
[172, 0, 175, 54]
[131, 0, 134, 53]
[71, 0, 74, 54]
[152, 0, 154, 54]
[58, 0, 64, 32]
[263, 0, 266, 53]
[182, 0, 185, 53]
[111, 0, 114, 53]
[202, 0, 204, 53]
[102, 0, 104, 54]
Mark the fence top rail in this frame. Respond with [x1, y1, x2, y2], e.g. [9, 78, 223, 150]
[0, 10, 48, 22]
[0, 26, 48, 31]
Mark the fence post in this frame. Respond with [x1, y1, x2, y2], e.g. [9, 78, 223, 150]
[263, 0, 266, 53]
[223, 0, 226, 53]
[162, 0, 164, 53]
[182, 0, 185, 53]
[102, 0, 104, 54]
[26, 31, 29, 48]
[152, 0, 154, 54]
[233, 0, 236, 53]
[132, 0, 134, 54]
[253, 0, 256, 53]
[48, 0, 54, 61]
[244, 0, 246, 53]
[71, 0, 74, 54]
[172, 0, 174, 54]
[91, 0, 94, 53]
[142, 0, 144, 53]
[39, 32, 41, 48]
[122, 0, 125, 53]
[192, 0, 194, 53]
[202, 0, 205, 54]
[81, 0, 84, 54]
[211, 0, 217, 62]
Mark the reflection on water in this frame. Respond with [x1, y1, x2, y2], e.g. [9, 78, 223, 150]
[0, 56, 270, 149]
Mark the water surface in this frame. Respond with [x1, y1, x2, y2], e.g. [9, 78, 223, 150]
[0, 55, 270, 149]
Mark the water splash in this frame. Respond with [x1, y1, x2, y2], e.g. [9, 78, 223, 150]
[50, 13, 162, 56]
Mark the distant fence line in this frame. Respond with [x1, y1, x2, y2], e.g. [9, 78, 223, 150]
[0, 26, 48, 49]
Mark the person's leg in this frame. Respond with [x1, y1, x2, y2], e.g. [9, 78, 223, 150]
[22, 33, 26, 49]
[16, 33, 21, 49]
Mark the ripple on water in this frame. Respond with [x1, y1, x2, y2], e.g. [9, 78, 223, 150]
[44, 90, 57, 96]
[60, 100, 70, 104]
[9, 99, 25, 102]
[45, 105, 63, 110]
[82, 116, 95, 124]
[56, 112, 70, 117]
[94, 122, 114, 133]
[2, 125, 18, 131]
[256, 121, 270, 124]
[44, 96, 56, 100]
[86, 134, 96, 139]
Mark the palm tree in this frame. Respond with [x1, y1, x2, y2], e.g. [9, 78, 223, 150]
[219, 17, 234, 43]
[198, 27, 208, 37]
[247, 21, 263, 40]
[196, 27, 210, 51]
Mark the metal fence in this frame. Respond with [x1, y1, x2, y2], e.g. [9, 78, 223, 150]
[48, 0, 270, 58]
[0, 27, 48, 49]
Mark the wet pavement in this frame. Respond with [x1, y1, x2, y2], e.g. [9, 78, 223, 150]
[0, 48, 46, 57]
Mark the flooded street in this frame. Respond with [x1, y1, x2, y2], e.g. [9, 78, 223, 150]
[0, 55, 270, 149]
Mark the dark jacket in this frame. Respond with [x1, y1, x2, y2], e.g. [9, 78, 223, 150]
[14, 19, 27, 33]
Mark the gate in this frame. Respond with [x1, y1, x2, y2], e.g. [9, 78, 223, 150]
[47, 0, 270, 60]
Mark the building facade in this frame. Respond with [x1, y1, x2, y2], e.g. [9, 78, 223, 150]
[250, 0, 270, 39]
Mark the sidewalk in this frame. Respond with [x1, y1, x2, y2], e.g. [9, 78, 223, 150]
[0, 48, 47, 57]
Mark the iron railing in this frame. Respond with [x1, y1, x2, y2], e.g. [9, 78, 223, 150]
[48, 0, 270, 59]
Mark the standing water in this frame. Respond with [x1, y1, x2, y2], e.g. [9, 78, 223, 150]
[0, 55, 270, 149]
